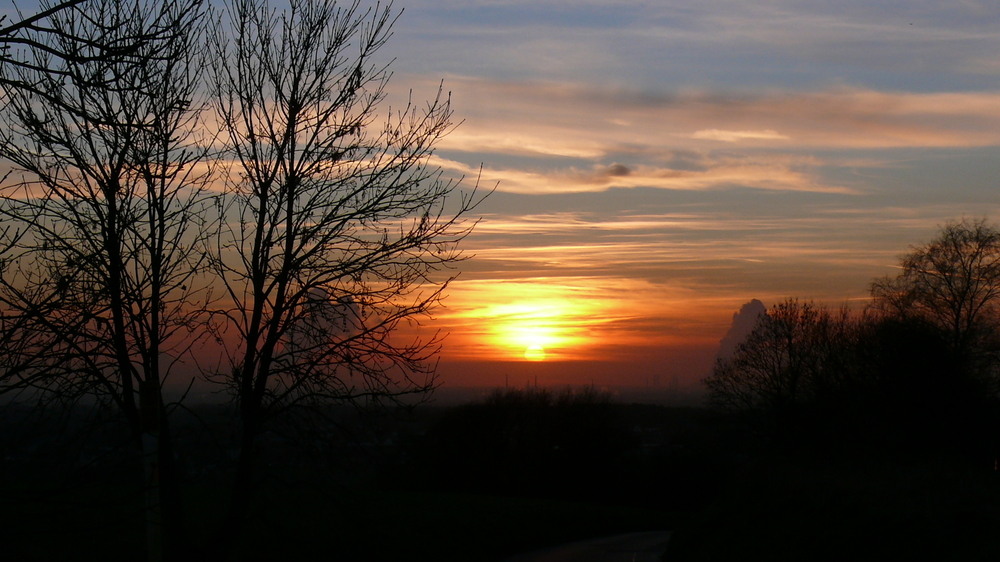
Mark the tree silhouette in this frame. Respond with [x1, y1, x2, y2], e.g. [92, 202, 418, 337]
[207, 0, 484, 535]
[0, 1, 208, 558]
[707, 300, 828, 411]
[0, 0, 482, 558]
[704, 299, 860, 442]
[871, 218, 1000, 384]
[706, 222, 1000, 453]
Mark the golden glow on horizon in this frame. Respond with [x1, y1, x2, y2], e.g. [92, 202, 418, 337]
[433, 276, 752, 363]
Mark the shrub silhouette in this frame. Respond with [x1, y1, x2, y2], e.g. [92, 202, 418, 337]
[417, 387, 636, 499]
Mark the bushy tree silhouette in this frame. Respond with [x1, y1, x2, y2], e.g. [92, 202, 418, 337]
[872, 218, 1000, 382]
[705, 300, 852, 436]
[707, 222, 1000, 458]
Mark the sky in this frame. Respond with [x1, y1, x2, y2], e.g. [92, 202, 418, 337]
[377, 0, 1000, 390]
[7, 0, 1000, 392]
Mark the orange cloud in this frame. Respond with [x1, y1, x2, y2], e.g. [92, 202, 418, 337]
[691, 129, 791, 142]
[425, 77, 1000, 156]
[431, 155, 853, 195]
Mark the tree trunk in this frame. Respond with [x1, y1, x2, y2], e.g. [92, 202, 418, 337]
[139, 380, 184, 561]
[217, 414, 260, 560]
[140, 380, 164, 562]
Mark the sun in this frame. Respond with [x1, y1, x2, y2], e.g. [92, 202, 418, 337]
[485, 301, 577, 361]
[523, 344, 546, 361]
[456, 281, 605, 362]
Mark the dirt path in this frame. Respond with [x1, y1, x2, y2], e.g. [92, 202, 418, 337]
[503, 530, 672, 562]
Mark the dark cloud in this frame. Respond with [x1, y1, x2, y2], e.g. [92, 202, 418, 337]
[569, 163, 634, 185]
[606, 163, 631, 177]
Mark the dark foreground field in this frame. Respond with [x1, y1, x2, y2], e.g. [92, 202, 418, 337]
[3, 392, 1000, 561]
[0, 395, 690, 561]
[668, 456, 1000, 561]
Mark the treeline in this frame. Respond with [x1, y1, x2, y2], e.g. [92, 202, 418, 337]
[705, 218, 1000, 462]
[412, 386, 635, 498]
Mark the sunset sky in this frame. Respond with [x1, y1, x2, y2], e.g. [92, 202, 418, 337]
[381, 1, 1000, 389]
[11, 1, 999, 391]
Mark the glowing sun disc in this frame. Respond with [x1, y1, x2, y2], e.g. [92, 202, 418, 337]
[523, 345, 546, 361]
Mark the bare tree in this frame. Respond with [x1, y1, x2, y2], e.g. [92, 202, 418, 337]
[0, 1, 210, 558]
[871, 218, 1000, 363]
[208, 0, 483, 531]
[0, 0, 483, 556]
